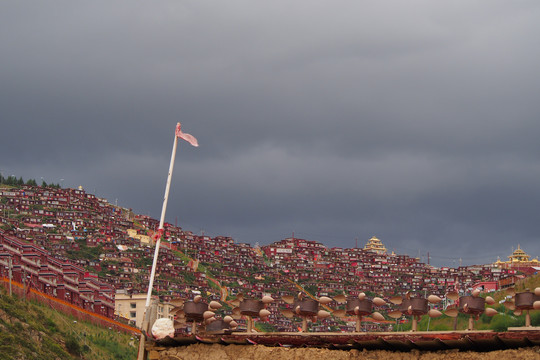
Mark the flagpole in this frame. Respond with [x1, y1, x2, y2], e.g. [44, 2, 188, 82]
[139, 123, 197, 360]
[145, 130, 179, 310]
[139, 128, 178, 360]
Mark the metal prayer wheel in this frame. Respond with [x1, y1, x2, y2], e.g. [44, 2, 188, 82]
[347, 297, 374, 332]
[459, 296, 485, 315]
[239, 299, 264, 317]
[515, 292, 540, 310]
[346, 297, 373, 316]
[514, 291, 540, 327]
[183, 300, 208, 322]
[400, 298, 428, 316]
[296, 299, 319, 316]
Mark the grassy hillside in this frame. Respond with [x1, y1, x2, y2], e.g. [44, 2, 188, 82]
[0, 287, 137, 360]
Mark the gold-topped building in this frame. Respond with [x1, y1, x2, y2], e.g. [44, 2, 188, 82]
[493, 245, 540, 269]
[363, 236, 387, 254]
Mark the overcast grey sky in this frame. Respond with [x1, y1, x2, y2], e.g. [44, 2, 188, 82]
[2, 1, 540, 267]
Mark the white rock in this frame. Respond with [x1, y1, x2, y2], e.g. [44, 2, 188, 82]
[151, 318, 175, 340]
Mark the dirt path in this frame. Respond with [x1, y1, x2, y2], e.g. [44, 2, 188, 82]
[207, 276, 228, 302]
[155, 344, 540, 360]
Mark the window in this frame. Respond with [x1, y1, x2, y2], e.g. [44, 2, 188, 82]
[130, 302, 136, 309]
[130, 311, 136, 318]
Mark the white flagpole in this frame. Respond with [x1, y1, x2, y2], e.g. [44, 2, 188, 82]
[139, 123, 198, 359]
[145, 128, 179, 310]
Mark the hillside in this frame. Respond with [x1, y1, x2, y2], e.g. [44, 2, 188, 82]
[0, 287, 137, 360]
[2, 183, 540, 333]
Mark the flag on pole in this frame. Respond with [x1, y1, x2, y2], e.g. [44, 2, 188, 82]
[175, 123, 199, 147]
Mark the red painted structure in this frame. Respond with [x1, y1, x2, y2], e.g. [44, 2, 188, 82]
[0, 230, 116, 319]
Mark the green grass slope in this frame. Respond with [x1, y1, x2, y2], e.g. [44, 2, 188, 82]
[0, 287, 137, 360]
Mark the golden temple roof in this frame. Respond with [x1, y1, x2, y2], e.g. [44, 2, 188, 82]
[493, 245, 539, 267]
[508, 244, 531, 262]
[364, 236, 387, 254]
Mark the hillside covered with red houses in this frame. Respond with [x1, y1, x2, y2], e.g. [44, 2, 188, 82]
[1, 183, 536, 331]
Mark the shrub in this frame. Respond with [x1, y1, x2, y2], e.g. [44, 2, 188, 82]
[490, 314, 522, 332]
[65, 336, 81, 355]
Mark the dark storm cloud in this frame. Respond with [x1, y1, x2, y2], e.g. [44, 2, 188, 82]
[2, 1, 540, 266]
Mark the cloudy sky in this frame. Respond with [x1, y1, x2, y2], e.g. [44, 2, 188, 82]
[2, 1, 540, 267]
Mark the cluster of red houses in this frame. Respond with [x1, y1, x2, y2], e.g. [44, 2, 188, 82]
[260, 237, 521, 298]
[0, 229, 115, 318]
[0, 184, 535, 331]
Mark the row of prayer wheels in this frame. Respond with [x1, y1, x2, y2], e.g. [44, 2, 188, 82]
[152, 287, 540, 338]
